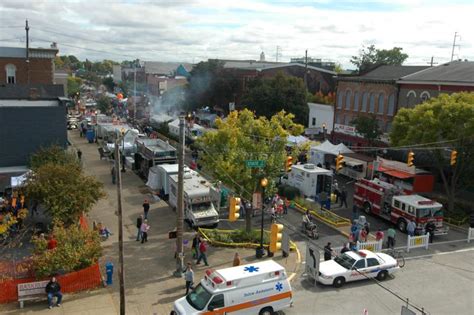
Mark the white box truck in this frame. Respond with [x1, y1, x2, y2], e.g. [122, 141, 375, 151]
[168, 172, 219, 228]
[172, 260, 293, 315]
[282, 163, 332, 199]
[146, 164, 192, 198]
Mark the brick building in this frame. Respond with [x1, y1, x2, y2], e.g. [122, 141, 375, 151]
[0, 46, 58, 85]
[397, 61, 474, 108]
[332, 65, 428, 147]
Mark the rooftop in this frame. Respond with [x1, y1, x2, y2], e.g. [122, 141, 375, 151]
[0, 46, 58, 59]
[398, 61, 474, 85]
[338, 65, 429, 82]
[144, 62, 193, 75]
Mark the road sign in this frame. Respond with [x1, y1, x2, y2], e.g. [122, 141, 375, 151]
[305, 242, 320, 286]
[245, 160, 266, 168]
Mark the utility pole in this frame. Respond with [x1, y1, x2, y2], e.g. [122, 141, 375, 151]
[133, 62, 137, 122]
[428, 56, 438, 67]
[174, 116, 185, 277]
[114, 138, 126, 315]
[25, 20, 30, 84]
[451, 32, 460, 61]
[304, 49, 308, 92]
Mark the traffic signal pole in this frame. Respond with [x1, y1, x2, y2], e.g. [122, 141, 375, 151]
[257, 178, 268, 259]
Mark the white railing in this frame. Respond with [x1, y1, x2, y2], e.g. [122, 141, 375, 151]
[407, 234, 429, 252]
[468, 227, 474, 243]
[357, 239, 383, 252]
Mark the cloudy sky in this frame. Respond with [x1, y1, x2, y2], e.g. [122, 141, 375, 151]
[1, 0, 473, 68]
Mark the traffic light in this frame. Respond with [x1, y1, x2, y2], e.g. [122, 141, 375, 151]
[228, 197, 240, 222]
[335, 154, 345, 172]
[269, 223, 283, 253]
[450, 150, 458, 166]
[285, 156, 293, 172]
[407, 151, 415, 167]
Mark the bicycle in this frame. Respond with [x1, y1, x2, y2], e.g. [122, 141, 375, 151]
[387, 248, 405, 268]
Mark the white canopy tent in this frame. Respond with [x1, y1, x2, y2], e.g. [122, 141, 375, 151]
[309, 140, 353, 165]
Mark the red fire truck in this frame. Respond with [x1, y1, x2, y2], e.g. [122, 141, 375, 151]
[353, 178, 448, 235]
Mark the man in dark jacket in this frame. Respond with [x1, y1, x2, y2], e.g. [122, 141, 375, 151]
[324, 242, 333, 261]
[45, 277, 62, 309]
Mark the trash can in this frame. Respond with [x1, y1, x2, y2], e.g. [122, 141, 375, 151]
[105, 262, 114, 285]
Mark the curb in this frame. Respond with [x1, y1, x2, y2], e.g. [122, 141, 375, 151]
[288, 240, 302, 283]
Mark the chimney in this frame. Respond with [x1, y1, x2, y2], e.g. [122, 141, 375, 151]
[29, 88, 39, 100]
[51, 42, 57, 49]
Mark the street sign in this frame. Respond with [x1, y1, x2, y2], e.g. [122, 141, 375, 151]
[305, 242, 320, 286]
[282, 231, 290, 257]
[245, 160, 266, 168]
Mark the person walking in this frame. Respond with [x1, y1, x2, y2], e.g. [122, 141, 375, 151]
[324, 242, 333, 261]
[111, 165, 116, 185]
[140, 219, 150, 243]
[360, 228, 368, 242]
[425, 221, 436, 243]
[143, 199, 150, 219]
[407, 220, 416, 237]
[77, 149, 82, 161]
[45, 277, 63, 309]
[233, 252, 241, 266]
[192, 234, 201, 259]
[136, 215, 143, 241]
[184, 263, 194, 295]
[196, 240, 209, 266]
[387, 227, 396, 249]
[340, 187, 348, 208]
[333, 180, 340, 204]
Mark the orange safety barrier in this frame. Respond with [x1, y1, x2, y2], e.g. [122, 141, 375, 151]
[0, 263, 101, 304]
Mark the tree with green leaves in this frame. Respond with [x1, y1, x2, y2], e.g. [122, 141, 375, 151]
[29, 145, 80, 171]
[97, 95, 112, 114]
[351, 45, 408, 74]
[102, 77, 115, 92]
[196, 109, 304, 232]
[67, 76, 82, 97]
[242, 72, 308, 125]
[390, 92, 474, 213]
[351, 114, 382, 148]
[25, 164, 105, 225]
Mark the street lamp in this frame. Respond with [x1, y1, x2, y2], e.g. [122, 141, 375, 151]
[120, 128, 126, 172]
[256, 177, 268, 259]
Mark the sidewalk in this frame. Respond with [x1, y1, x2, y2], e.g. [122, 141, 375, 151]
[0, 130, 300, 314]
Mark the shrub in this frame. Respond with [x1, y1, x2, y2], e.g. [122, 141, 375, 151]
[31, 222, 101, 278]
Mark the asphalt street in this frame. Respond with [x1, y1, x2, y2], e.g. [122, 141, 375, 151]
[285, 248, 474, 315]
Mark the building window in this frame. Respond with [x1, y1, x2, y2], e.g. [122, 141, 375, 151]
[345, 90, 352, 110]
[335, 113, 341, 124]
[344, 115, 351, 125]
[312, 117, 316, 126]
[353, 91, 359, 111]
[361, 92, 368, 112]
[369, 93, 375, 113]
[387, 94, 395, 116]
[5, 64, 16, 84]
[420, 91, 431, 102]
[407, 90, 417, 107]
[337, 92, 343, 109]
[378, 93, 385, 114]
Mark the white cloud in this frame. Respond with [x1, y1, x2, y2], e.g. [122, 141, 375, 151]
[0, 0, 472, 68]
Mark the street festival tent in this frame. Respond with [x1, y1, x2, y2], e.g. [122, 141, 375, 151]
[309, 140, 353, 165]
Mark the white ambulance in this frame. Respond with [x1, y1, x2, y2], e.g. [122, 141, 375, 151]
[171, 260, 293, 315]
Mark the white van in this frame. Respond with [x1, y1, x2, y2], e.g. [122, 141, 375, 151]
[171, 260, 293, 315]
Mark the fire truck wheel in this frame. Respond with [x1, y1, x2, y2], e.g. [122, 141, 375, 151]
[363, 202, 371, 215]
[397, 219, 407, 233]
